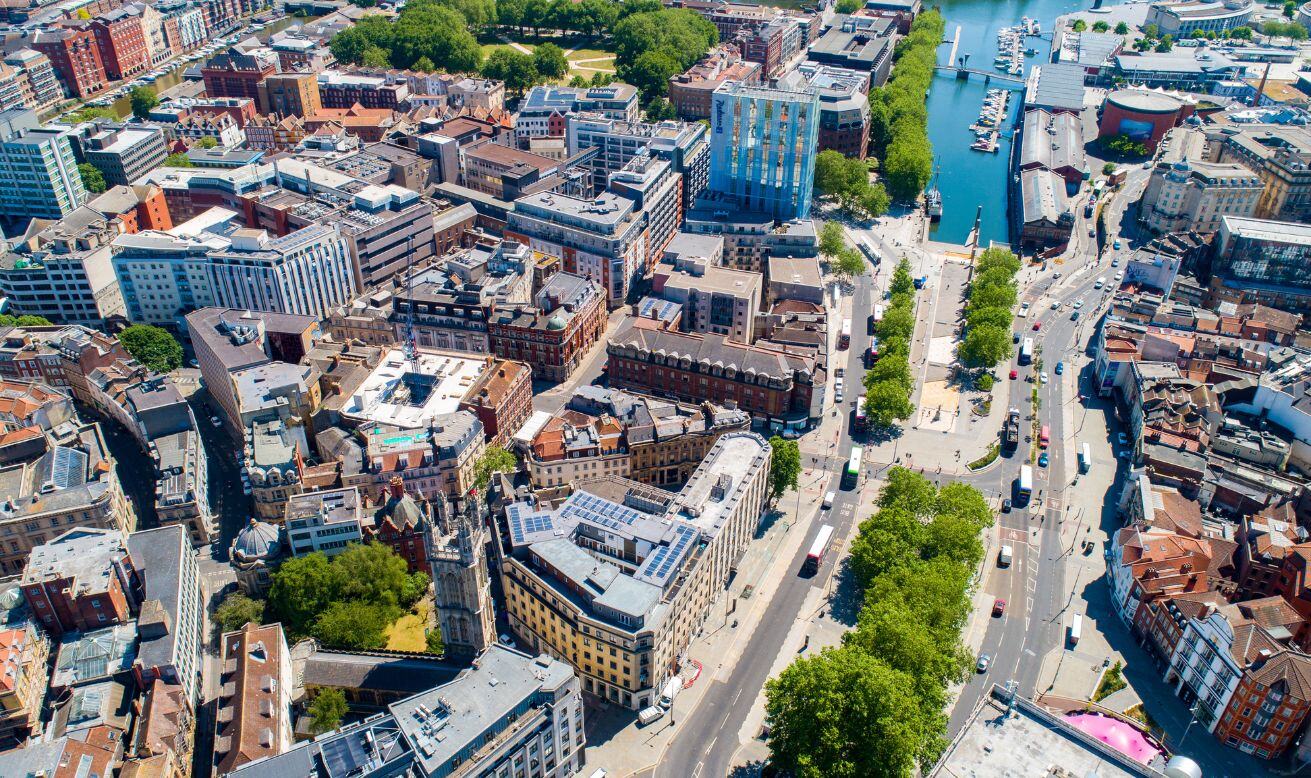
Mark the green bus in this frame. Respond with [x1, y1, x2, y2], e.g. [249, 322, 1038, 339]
[843, 445, 863, 488]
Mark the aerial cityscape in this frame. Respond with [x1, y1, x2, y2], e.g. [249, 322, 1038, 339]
[0, 0, 1306, 775]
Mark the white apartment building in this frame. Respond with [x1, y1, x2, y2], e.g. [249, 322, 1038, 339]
[208, 224, 356, 321]
[1141, 160, 1263, 234]
[1168, 605, 1247, 731]
[283, 486, 365, 557]
[111, 207, 236, 327]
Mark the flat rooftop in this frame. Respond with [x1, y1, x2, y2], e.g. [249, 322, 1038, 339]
[340, 348, 487, 429]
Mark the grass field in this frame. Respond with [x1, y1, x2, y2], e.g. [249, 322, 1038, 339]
[384, 600, 432, 653]
[478, 37, 617, 83]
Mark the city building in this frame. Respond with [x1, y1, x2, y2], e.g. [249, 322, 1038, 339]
[669, 45, 762, 121]
[4, 50, 63, 114]
[794, 62, 871, 159]
[608, 154, 684, 270]
[526, 386, 751, 490]
[607, 318, 823, 432]
[256, 72, 322, 118]
[462, 142, 561, 200]
[127, 525, 204, 708]
[1145, 0, 1255, 37]
[506, 190, 647, 307]
[653, 233, 761, 344]
[0, 726, 120, 778]
[343, 412, 485, 501]
[767, 255, 824, 305]
[807, 15, 895, 85]
[80, 123, 168, 187]
[124, 679, 194, 778]
[1020, 108, 1088, 187]
[1018, 168, 1074, 252]
[565, 114, 709, 205]
[21, 527, 138, 637]
[0, 207, 126, 327]
[316, 70, 409, 110]
[1140, 160, 1263, 234]
[150, 429, 212, 547]
[32, 27, 107, 99]
[214, 622, 294, 775]
[1110, 50, 1244, 91]
[90, 6, 149, 80]
[0, 110, 87, 220]
[1098, 89, 1193, 152]
[683, 198, 819, 273]
[515, 84, 641, 142]
[457, 359, 533, 449]
[283, 486, 365, 557]
[497, 431, 771, 709]
[487, 271, 608, 382]
[708, 80, 819, 221]
[223, 646, 584, 778]
[207, 225, 356, 321]
[201, 47, 278, 102]
[231, 519, 282, 596]
[1216, 124, 1311, 224]
[1210, 216, 1311, 313]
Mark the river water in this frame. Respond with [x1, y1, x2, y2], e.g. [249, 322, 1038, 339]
[103, 13, 314, 118]
[926, 0, 1108, 245]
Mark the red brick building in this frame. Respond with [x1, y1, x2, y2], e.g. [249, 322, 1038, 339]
[89, 183, 173, 234]
[605, 318, 822, 426]
[1213, 650, 1311, 758]
[366, 477, 428, 573]
[201, 48, 277, 101]
[91, 7, 148, 80]
[487, 272, 607, 383]
[33, 26, 107, 99]
[20, 527, 138, 638]
[458, 359, 533, 449]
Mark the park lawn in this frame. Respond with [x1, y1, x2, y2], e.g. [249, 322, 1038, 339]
[384, 600, 432, 653]
[480, 42, 524, 58]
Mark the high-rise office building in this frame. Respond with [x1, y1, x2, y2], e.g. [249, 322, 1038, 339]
[708, 80, 819, 221]
[0, 109, 86, 220]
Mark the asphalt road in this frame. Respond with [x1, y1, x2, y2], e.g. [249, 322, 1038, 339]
[646, 258, 884, 778]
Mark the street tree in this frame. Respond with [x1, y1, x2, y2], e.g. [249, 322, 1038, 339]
[765, 646, 934, 778]
[876, 467, 937, 516]
[864, 381, 914, 428]
[1092, 20, 1109, 32]
[533, 42, 569, 80]
[474, 445, 519, 490]
[1115, 21, 1129, 34]
[119, 324, 183, 373]
[819, 220, 846, 258]
[847, 507, 922, 586]
[958, 324, 1013, 368]
[975, 247, 1020, 276]
[1071, 18, 1086, 32]
[890, 260, 915, 296]
[308, 689, 349, 734]
[768, 436, 801, 499]
[481, 49, 540, 95]
[833, 247, 866, 282]
[313, 600, 392, 649]
[129, 86, 158, 119]
[213, 592, 265, 634]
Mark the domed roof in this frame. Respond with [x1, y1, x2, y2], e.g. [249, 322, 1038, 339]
[233, 519, 281, 561]
[0, 587, 22, 612]
[379, 494, 425, 529]
[546, 314, 567, 331]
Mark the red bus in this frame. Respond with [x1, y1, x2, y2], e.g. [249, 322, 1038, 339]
[1039, 425, 1050, 449]
[802, 524, 835, 576]
[839, 318, 852, 349]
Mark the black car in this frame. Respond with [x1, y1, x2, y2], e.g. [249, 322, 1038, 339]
[1001, 498, 1012, 513]
[868, 315, 877, 336]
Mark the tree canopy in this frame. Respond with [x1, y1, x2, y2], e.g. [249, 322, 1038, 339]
[119, 324, 183, 373]
[814, 150, 889, 219]
[330, 1, 483, 71]
[867, 11, 942, 202]
[481, 49, 542, 95]
[130, 86, 158, 120]
[958, 247, 1018, 369]
[474, 445, 518, 491]
[213, 592, 266, 635]
[267, 542, 429, 649]
[164, 152, 193, 167]
[309, 689, 349, 734]
[767, 471, 993, 775]
[613, 9, 717, 101]
[77, 163, 106, 195]
[533, 42, 569, 80]
[862, 258, 918, 429]
[768, 436, 801, 499]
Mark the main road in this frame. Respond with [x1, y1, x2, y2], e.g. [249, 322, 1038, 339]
[643, 252, 885, 778]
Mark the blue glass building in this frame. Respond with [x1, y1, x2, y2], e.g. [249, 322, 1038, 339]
[708, 80, 820, 221]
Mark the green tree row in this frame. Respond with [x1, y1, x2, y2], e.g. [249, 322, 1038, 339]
[862, 259, 917, 427]
[958, 247, 1020, 369]
[613, 7, 718, 102]
[818, 221, 872, 283]
[868, 10, 944, 202]
[765, 469, 994, 776]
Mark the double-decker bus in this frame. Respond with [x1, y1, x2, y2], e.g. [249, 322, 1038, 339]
[801, 524, 835, 576]
[839, 318, 852, 349]
[842, 445, 863, 488]
[1016, 464, 1034, 505]
[854, 397, 867, 431]
[1019, 337, 1035, 365]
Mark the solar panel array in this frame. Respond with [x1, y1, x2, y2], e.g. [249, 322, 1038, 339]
[563, 492, 645, 531]
[636, 523, 698, 586]
[506, 503, 555, 545]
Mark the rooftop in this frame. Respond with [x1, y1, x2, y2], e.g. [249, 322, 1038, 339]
[341, 348, 489, 430]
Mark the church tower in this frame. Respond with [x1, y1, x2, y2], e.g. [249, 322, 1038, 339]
[425, 491, 496, 659]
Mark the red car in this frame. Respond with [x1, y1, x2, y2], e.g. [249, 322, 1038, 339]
[992, 599, 1006, 617]
[1032, 321, 1042, 331]
[1009, 369, 1018, 380]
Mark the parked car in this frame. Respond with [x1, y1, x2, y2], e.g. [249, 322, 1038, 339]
[1073, 300, 1083, 309]
[1013, 332, 1021, 344]
[1051, 300, 1061, 310]
[1111, 258, 1119, 267]
[1113, 238, 1122, 250]
[992, 599, 1006, 617]
[1071, 311, 1080, 321]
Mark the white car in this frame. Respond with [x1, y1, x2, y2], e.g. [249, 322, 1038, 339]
[1050, 300, 1061, 310]
[1073, 300, 1084, 309]
[1018, 302, 1030, 318]
[1040, 371, 1049, 384]
[1115, 271, 1124, 281]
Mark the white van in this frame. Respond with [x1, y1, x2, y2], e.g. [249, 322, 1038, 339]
[659, 678, 681, 709]
[998, 545, 1013, 567]
[637, 707, 665, 727]
[1069, 614, 1083, 646]
[823, 491, 835, 510]
[1094, 277, 1105, 289]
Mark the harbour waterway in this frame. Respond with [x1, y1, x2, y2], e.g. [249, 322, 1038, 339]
[927, 0, 1112, 245]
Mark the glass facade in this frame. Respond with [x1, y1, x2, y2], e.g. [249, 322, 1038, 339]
[708, 81, 819, 221]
